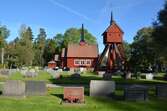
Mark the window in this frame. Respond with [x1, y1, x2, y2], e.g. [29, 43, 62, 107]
[86, 60, 91, 65]
[74, 59, 80, 65]
[74, 59, 92, 66]
[81, 60, 85, 65]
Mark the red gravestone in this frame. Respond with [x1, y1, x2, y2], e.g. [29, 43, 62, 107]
[63, 87, 84, 103]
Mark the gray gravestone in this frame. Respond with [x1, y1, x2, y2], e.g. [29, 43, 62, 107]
[156, 85, 167, 99]
[90, 80, 115, 97]
[25, 81, 46, 96]
[97, 71, 105, 77]
[0, 69, 10, 76]
[103, 73, 112, 80]
[145, 73, 153, 80]
[47, 69, 55, 76]
[124, 85, 148, 101]
[3, 80, 25, 96]
[47, 69, 61, 79]
[25, 71, 38, 78]
[9, 69, 17, 75]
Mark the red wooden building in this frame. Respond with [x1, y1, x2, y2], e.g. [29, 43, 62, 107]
[48, 55, 60, 69]
[95, 12, 125, 72]
[61, 24, 99, 70]
[102, 20, 123, 44]
[48, 60, 56, 69]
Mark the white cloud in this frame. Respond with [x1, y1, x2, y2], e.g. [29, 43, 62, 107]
[47, 0, 93, 22]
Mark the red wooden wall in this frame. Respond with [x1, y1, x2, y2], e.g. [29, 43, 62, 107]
[103, 22, 123, 44]
[62, 57, 97, 68]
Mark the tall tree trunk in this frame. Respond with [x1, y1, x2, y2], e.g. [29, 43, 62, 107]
[1, 48, 4, 64]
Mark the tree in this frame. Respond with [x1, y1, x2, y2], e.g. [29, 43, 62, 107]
[16, 25, 34, 66]
[130, 27, 156, 72]
[152, 1, 167, 59]
[0, 25, 10, 65]
[54, 33, 64, 54]
[34, 28, 47, 66]
[5, 38, 18, 68]
[123, 41, 131, 61]
[52, 27, 97, 55]
[43, 39, 57, 66]
[63, 28, 97, 47]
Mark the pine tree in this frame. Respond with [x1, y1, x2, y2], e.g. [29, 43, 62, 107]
[34, 28, 47, 66]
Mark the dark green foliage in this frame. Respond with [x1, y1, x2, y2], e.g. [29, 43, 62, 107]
[43, 39, 57, 66]
[123, 41, 131, 61]
[152, 1, 167, 59]
[130, 27, 156, 71]
[5, 38, 19, 68]
[54, 33, 64, 54]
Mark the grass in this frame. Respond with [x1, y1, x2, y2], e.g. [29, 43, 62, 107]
[0, 71, 166, 85]
[9, 72, 24, 80]
[0, 71, 166, 111]
[51, 74, 101, 84]
[0, 87, 166, 111]
[52, 72, 167, 85]
[8, 71, 52, 82]
[0, 75, 8, 82]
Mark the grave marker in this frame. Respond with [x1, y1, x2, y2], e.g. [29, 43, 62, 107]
[146, 73, 153, 80]
[124, 85, 148, 101]
[0, 69, 10, 76]
[25, 81, 46, 96]
[156, 85, 167, 99]
[64, 87, 84, 103]
[3, 80, 25, 96]
[90, 80, 115, 97]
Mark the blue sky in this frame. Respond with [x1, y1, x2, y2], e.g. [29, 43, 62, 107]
[0, 0, 165, 52]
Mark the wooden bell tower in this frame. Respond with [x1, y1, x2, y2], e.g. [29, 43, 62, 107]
[95, 12, 125, 72]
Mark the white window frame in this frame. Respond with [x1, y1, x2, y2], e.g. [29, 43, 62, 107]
[74, 59, 80, 66]
[74, 59, 92, 66]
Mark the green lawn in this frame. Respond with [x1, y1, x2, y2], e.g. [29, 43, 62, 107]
[0, 87, 166, 111]
[0, 71, 167, 85]
[7, 71, 52, 82]
[0, 71, 167, 111]
[52, 72, 167, 85]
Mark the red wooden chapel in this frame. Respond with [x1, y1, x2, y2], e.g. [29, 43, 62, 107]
[61, 24, 99, 70]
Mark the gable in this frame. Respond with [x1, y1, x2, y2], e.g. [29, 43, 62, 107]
[102, 21, 124, 35]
